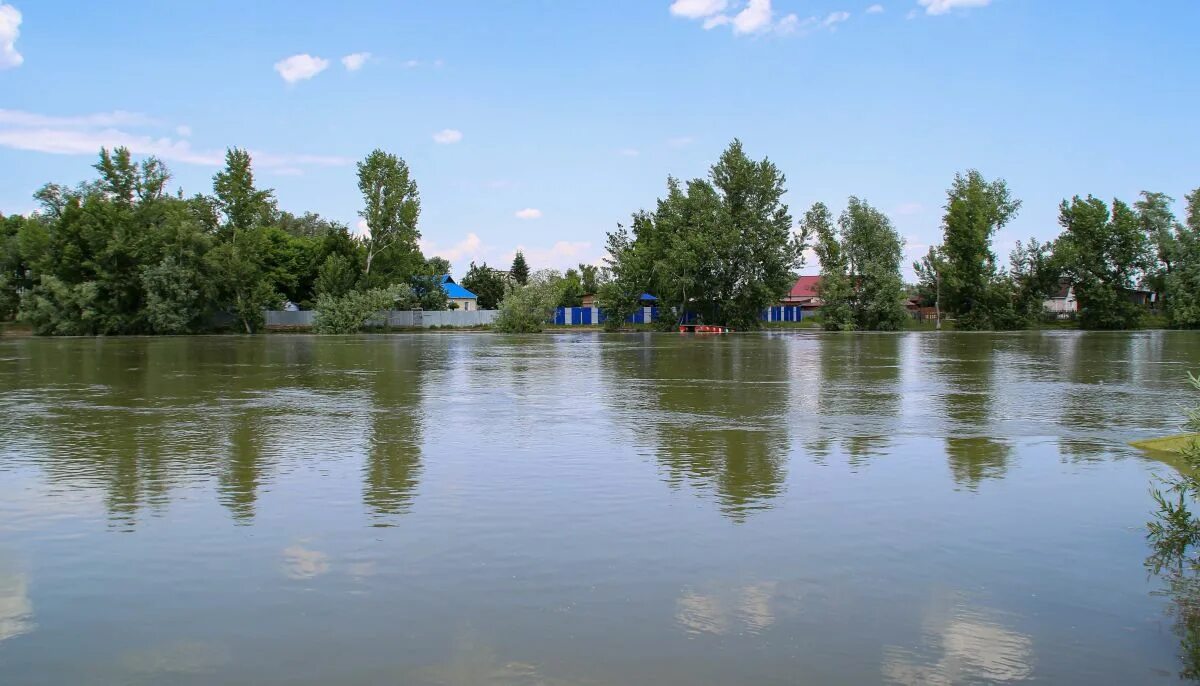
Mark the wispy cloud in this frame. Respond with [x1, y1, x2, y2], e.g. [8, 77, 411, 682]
[274, 54, 329, 83]
[866, 4, 885, 13]
[419, 233, 599, 274]
[918, 0, 992, 15]
[432, 128, 463, 144]
[618, 148, 640, 157]
[514, 208, 543, 220]
[669, 0, 729, 19]
[667, 136, 695, 148]
[341, 52, 370, 71]
[675, 1, 854, 37]
[0, 3, 21, 69]
[0, 108, 351, 171]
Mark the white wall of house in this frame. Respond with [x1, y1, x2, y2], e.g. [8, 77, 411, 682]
[1043, 287, 1077, 313]
[450, 298, 476, 311]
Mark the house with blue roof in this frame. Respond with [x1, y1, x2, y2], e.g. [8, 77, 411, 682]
[440, 274, 479, 311]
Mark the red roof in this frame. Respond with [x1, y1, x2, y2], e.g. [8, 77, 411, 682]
[786, 276, 821, 299]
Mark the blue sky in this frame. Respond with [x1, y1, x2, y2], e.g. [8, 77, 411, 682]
[2, 0, 1198, 279]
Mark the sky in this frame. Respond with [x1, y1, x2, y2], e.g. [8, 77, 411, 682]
[1, 0, 1198, 279]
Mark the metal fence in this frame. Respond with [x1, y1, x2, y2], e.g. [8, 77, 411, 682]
[264, 309, 499, 329]
[554, 306, 658, 325]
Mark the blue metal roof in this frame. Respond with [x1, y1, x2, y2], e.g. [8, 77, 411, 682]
[440, 274, 477, 300]
[640, 293, 657, 301]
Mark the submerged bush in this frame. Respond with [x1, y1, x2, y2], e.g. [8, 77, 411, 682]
[313, 285, 412, 334]
[494, 275, 560, 333]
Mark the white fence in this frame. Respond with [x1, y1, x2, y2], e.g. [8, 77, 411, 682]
[264, 309, 499, 329]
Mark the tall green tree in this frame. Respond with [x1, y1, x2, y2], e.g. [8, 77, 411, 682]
[461, 261, 508, 310]
[357, 149, 421, 281]
[601, 139, 803, 328]
[1136, 191, 1181, 310]
[213, 148, 276, 238]
[210, 150, 281, 332]
[510, 250, 530, 286]
[840, 197, 908, 331]
[1055, 195, 1153, 329]
[805, 202, 853, 331]
[939, 170, 1021, 329]
[1008, 238, 1059, 324]
[577, 263, 600, 294]
[912, 246, 944, 308]
[1167, 188, 1200, 328]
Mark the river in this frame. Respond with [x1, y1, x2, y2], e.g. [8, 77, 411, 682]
[1, 331, 1197, 684]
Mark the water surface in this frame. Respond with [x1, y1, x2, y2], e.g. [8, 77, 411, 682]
[1, 331, 1197, 684]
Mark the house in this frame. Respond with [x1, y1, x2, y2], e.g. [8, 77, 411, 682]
[440, 274, 478, 311]
[1044, 279, 1078, 316]
[581, 293, 597, 308]
[782, 276, 823, 315]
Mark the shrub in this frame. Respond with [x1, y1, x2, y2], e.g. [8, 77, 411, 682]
[313, 285, 412, 334]
[494, 278, 560, 333]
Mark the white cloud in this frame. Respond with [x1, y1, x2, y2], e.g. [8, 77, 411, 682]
[419, 232, 484, 264]
[0, 108, 351, 170]
[419, 233, 600, 275]
[0, 109, 156, 128]
[618, 148, 640, 157]
[669, 0, 728, 19]
[919, 0, 991, 15]
[514, 208, 542, 220]
[274, 54, 329, 83]
[432, 128, 463, 144]
[703, 14, 732, 29]
[175, 124, 192, 137]
[667, 136, 695, 148]
[732, 0, 773, 35]
[403, 59, 421, 68]
[354, 219, 370, 236]
[0, 3, 22, 69]
[341, 52, 370, 71]
[866, 4, 885, 13]
[823, 11, 852, 28]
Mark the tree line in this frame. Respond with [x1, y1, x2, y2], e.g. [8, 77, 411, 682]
[5, 140, 1198, 334]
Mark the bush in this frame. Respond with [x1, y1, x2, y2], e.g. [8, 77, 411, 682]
[313, 285, 412, 334]
[494, 279, 560, 333]
[19, 275, 102, 335]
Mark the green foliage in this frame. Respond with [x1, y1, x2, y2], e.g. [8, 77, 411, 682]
[1167, 189, 1200, 328]
[461, 261, 508, 310]
[939, 170, 1021, 330]
[510, 251, 530, 286]
[1056, 195, 1153, 329]
[911, 246, 944, 309]
[213, 148, 276, 237]
[141, 256, 209, 334]
[357, 149, 421, 282]
[601, 139, 803, 329]
[1147, 374, 1200, 679]
[806, 202, 855, 331]
[840, 197, 908, 331]
[20, 275, 102, 335]
[577, 263, 600, 294]
[314, 253, 360, 298]
[494, 271, 561, 333]
[1008, 238, 1060, 325]
[313, 285, 412, 334]
[558, 268, 585, 307]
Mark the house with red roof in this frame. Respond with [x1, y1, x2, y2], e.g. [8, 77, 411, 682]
[782, 276, 822, 314]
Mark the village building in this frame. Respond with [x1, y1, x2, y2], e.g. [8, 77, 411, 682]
[440, 275, 478, 311]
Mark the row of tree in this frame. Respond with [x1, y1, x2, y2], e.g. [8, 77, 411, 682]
[0, 146, 462, 334]
[913, 171, 1200, 331]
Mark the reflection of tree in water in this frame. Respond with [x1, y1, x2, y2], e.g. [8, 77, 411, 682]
[814, 334, 903, 465]
[930, 336, 1012, 489]
[361, 340, 433, 524]
[601, 337, 790, 521]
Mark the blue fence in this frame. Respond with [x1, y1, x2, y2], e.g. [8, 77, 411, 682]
[554, 306, 659, 325]
[552, 305, 808, 327]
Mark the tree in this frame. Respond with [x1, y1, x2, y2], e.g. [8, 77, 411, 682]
[1056, 195, 1153, 329]
[601, 139, 804, 329]
[939, 170, 1021, 329]
[840, 197, 908, 331]
[1167, 188, 1200, 328]
[558, 268, 585, 307]
[357, 149, 421, 281]
[577, 263, 600, 294]
[425, 256, 451, 276]
[510, 250, 530, 286]
[461, 261, 508, 310]
[805, 202, 853, 331]
[1136, 191, 1179, 309]
[1008, 238, 1059, 324]
[213, 148, 276, 238]
[494, 270, 561, 333]
[912, 246, 944, 308]
[314, 253, 360, 298]
[313, 284, 414, 334]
